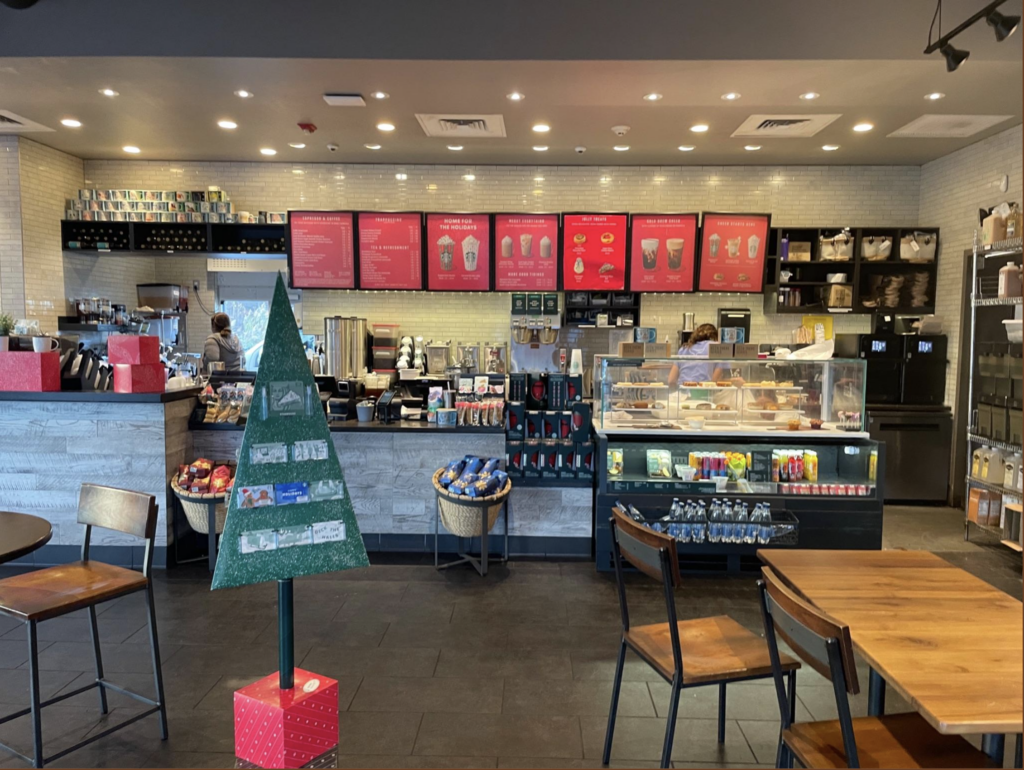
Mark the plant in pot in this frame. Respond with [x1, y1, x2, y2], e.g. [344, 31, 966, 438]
[0, 314, 13, 352]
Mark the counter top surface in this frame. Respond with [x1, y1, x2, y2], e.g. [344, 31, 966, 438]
[597, 426, 870, 440]
[0, 387, 200, 404]
[192, 418, 504, 434]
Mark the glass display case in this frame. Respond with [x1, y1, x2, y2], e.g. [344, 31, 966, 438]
[596, 356, 866, 433]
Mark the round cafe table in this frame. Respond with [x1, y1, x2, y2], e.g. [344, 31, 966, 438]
[0, 511, 53, 564]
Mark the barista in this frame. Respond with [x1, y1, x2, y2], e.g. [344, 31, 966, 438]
[202, 312, 247, 372]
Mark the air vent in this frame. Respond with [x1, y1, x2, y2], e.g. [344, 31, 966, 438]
[731, 114, 841, 138]
[0, 110, 53, 134]
[416, 114, 506, 138]
[888, 114, 1014, 138]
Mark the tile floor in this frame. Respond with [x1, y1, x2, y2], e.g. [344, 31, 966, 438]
[0, 506, 1019, 769]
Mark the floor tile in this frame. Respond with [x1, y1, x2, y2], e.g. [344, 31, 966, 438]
[336, 756, 497, 769]
[434, 648, 572, 680]
[253, 618, 389, 648]
[337, 711, 423, 755]
[381, 620, 507, 650]
[414, 713, 583, 759]
[0, 705, 112, 762]
[300, 645, 440, 678]
[0, 668, 82, 707]
[505, 624, 622, 651]
[95, 707, 235, 755]
[349, 676, 502, 714]
[122, 615, 272, 647]
[571, 648, 666, 682]
[498, 759, 661, 768]
[333, 596, 454, 625]
[581, 715, 757, 764]
[451, 598, 567, 626]
[502, 678, 656, 717]
[193, 673, 361, 712]
[0, 639, 51, 670]
[2, 617, 146, 645]
[24, 641, 181, 673]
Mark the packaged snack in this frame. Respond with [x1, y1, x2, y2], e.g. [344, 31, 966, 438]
[608, 448, 624, 476]
[461, 456, 484, 476]
[427, 387, 443, 423]
[439, 459, 465, 487]
[209, 465, 232, 493]
[189, 477, 210, 494]
[726, 454, 747, 482]
[189, 458, 213, 478]
[448, 473, 478, 495]
[646, 449, 673, 479]
[480, 457, 501, 475]
[463, 470, 508, 498]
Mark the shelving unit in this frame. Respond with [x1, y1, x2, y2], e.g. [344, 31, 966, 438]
[61, 220, 287, 256]
[964, 234, 1024, 550]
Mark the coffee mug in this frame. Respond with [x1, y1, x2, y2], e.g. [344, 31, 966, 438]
[32, 336, 59, 353]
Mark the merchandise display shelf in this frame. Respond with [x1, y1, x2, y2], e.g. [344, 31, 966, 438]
[967, 433, 1023, 454]
[966, 475, 1023, 500]
[973, 296, 1024, 307]
[1001, 539, 1023, 553]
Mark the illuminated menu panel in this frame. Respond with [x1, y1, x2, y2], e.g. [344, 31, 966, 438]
[493, 213, 559, 291]
[628, 213, 698, 292]
[561, 213, 627, 291]
[288, 211, 355, 289]
[356, 212, 423, 290]
[425, 213, 491, 291]
[697, 213, 770, 293]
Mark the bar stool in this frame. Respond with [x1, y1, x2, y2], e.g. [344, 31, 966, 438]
[603, 508, 800, 768]
[0, 484, 168, 768]
[757, 566, 993, 769]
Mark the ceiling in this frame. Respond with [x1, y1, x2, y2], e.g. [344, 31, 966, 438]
[0, 1, 1019, 166]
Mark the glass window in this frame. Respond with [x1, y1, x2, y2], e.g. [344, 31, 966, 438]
[222, 299, 270, 369]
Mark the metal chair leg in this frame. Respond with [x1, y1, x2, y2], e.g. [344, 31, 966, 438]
[787, 670, 797, 724]
[775, 740, 787, 769]
[660, 673, 682, 769]
[602, 640, 627, 766]
[1014, 733, 1022, 769]
[717, 682, 727, 744]
[27, 620, 43, 768]
[145, 585, 169, 740]
[88, 606, 108, 714]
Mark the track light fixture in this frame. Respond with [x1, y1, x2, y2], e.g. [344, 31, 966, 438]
[924, 0, 1018, 71]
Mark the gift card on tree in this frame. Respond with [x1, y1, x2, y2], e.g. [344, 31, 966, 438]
[275, 482, 310, 505]
[237, 485, 275, 508]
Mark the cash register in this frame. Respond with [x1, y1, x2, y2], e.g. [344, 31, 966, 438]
[324, 377, 364, 422]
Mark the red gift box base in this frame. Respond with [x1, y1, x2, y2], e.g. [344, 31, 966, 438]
[0, 351, 60, 392]
[113, 363, 165, 393]
[107, 334, 160, 365]
[234, 668, 338, 769]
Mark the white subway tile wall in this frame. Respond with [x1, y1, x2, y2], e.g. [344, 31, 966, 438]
[19, 139, 84, 330]
[919, 125, 1023, 406]
[0, 137, 25, 317]
[80, 159, 919, 347]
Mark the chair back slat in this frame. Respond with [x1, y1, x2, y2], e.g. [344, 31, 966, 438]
[611, 508, 681, 587]
[761, 567, 859, 694]
[78, 484, 157, 541]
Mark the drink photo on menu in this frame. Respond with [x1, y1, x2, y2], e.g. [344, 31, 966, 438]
[425, 213, 492, 291]
[629, 213, 699, 292]
[697, 212, 771, 293]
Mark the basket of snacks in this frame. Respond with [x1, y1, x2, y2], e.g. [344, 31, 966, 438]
[432, 456, 511, 538]
[170, 458, 236, 534]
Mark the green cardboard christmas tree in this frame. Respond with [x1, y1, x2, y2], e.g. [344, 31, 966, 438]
[213, 274, 369, 591]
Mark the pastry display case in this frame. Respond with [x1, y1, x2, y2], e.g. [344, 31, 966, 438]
[595, 356, 866, 433]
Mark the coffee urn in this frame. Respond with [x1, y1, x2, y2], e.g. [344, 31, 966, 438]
[324, 316, 368, 379]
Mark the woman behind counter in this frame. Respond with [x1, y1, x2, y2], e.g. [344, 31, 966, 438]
[202, 312, 247, 372]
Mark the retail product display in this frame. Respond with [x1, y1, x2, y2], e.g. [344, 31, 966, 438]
[67, 188, 235, 223]
[618, 498, 795, 546]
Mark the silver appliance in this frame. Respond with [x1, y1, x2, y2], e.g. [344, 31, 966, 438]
[324, 316, 368, 379]
[483, 342, 507, 374]
[425, 341, 451, 375]
[456, 342, 480, 373]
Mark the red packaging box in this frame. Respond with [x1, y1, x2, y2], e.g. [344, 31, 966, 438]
[113, 363, 166, 393]
[566, 374, 584, 403]
[524, 439, 543, 477]
[558, 440, 576, 479]
[0, 351, 60, 392]
[576, 441, 595, 479]
[234, 668, 338, 769]
[571, 402, 592, 441]
[541, 439, 560, 478]
[107, 334, 160, 365]
[526, 410, 544, 439]
[506, 440, 525, 477]
[556, 411, 573, 440]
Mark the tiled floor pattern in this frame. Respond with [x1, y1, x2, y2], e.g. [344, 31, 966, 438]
[0, 506, 1019, 769]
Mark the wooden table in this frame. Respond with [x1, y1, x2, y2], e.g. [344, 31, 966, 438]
[758, 550, 1023, 760]
[0, 512, 52, 564]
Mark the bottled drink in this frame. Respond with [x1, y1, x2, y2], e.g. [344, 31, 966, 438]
[721, 500, 734, 543]
[674, 503, 690, 543]
[757, 502, 774, 544]
[708, 499, 721, 543]
[691, 503, 707, 544]
[744, 503, 759, 544]
[735, 502, 750, 544]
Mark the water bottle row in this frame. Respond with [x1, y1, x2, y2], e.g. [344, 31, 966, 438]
[618, 498, 775, 545]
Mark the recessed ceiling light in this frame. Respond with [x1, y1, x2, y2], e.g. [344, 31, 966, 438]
[99, 88, 119, 97]
[924, 92, 946, 101]
[643, 93, 663, 102]
[799, 92, 820, 100]
[532, 123, 551, 133]
[376, 122, 395, 132]
[260, 148, 277, 156]
[599, 176, 611, 184]
[533, 176, 545, 182]
[822, 144, 840, 151]
[292, 169, 304, 174]
[217, 120, 237, 130]
[721, 92, 741, 101]
[690, 124, 709, 133]
[852, 122, 874, 132]
[462, 174, 476, 181]
[288, 143, 306, 149]
[122, 146, 140, 154]
[370, 91, 389, 100]
[364, 143, 381, 150]
[677, 145, 695, 152]
[395, 173, 407, 180]
[613, 145, 630, 151]
[60, 118, 81, 128]
[744, 145, 761, 151]
[506, 92, 525, 101]
[447, 145, 463, 151]
[532, 145, 548, 152]
[234, 90, 254, 99]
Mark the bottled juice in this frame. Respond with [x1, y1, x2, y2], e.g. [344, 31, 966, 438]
[803, 450, 818, 482]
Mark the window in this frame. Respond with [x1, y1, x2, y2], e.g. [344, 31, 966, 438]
[216, 272, 302, 370]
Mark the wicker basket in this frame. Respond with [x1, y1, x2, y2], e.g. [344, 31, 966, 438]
[170, 461, 235, 535]
[432, 468, 511, 538]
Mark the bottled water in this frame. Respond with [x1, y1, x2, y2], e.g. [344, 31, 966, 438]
[708, 499, 721, 543]
[744, 503, 760, 544]
[757, 502, 774, 544]
[721, 500, 734, 543]
[691, 503, 707, 543]
[677, 502, 692, 543]
[735, 502, 750, 544]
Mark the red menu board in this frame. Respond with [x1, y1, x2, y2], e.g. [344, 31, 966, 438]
[425, 213, 491, 291]
[288, 211, 355, 289]
[493, 214, 559, 291]
[697, 212, 771, 293]
[629, 214, 698, 292]
[356, 212, 423, 290]
[561, 213, 627, 290]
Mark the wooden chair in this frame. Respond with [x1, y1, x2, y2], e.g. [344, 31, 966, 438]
[0, 484, 168, 768]
[757, 566, 994, 769]
[603, 508, 800, 769]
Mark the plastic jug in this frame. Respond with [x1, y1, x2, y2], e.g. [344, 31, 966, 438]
[972, 447, 986, 478]
[998, 261, 1023, 299]
[1004, 455, 1020, 490]
[983, 447, 1005, 483]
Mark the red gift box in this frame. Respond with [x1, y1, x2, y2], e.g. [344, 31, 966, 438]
[107, 334, 160, 365]
[113, 363, 165, 393]
[234, 668, 338, 769]
[0, 351, 60, 392]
